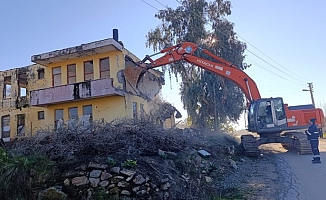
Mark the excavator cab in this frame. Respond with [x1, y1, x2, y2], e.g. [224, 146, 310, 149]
[247, 97, 287, 133]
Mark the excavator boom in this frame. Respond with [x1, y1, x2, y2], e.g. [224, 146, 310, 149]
[124, 42, 261, 101]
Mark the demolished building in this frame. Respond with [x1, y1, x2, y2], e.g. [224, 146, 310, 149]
[0, 29, 180, 141]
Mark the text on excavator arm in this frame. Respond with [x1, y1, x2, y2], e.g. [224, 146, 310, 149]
[124, 42, 261, 101]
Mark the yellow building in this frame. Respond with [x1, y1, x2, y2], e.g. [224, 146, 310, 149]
[0, 30, 179, 141]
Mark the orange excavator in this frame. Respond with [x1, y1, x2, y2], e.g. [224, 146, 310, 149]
[124, 42, 324, 156]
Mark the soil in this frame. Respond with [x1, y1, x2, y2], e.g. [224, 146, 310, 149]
[219, 130, 283, 200]
[232, 130, 326, 200]
[7, 118, 326, 200]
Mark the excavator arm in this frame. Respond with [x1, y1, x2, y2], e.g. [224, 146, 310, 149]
[124, 41, 326, 157]
[124, 42, 261, 101]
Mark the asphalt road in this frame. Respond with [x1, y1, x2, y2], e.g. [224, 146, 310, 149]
[234, 130, 326, 200]
[275, 138, 326, 200]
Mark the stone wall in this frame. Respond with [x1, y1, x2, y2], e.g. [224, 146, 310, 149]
[56, 162, 172, 199]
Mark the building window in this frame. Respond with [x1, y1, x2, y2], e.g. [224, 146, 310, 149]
[67, 64, 76, 84]
[55, 109, 63, 121]
[100, 58, 110, 78]
[83, 105, 92, 124]
[133, 102, 138, 120]
[81, 105, 92, 131]
[69, 107, 78, 119]
[17, 114, 25, 136]
[1, 115, 10, 138]
[18, 72, 27, 97]
[3, 76, 11, 99]
[84, 60, 94, 81]
[19, 87, 27, 97]
[83, 105, 92, 116]
[38, 68, 45, 79]
[52, 67, 61, 86]
[140, 103, 145, 120]
[55, 109, 64, 130]
[38, 111, 45, 120]
[68, 107, 78, 129]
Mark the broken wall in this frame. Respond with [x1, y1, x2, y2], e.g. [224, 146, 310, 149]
[122, 49, 177, 128]
[0, 64, 49, 139]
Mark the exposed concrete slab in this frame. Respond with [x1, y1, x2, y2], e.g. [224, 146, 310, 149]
[31, 38, 123, 65]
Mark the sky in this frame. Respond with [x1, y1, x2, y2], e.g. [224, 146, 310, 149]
[1, 1, 326, 129]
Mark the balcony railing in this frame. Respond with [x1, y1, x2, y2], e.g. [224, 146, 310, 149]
[30, 78, 124, 106]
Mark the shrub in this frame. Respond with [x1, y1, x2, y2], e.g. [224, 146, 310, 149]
[122, 159, 137, 168]
[0, 149, 55, 200]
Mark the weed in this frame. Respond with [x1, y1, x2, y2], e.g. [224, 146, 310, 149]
[208, 162, 218, 172]
[122, 159, 137, 168]
[107, 157, 116, 165]
[211, 187, 251, 200]
[93, 189, 113, 200]
[159, 153, 168, 159]
[0, 148, 8, 164]
[0, 152, 55, 200]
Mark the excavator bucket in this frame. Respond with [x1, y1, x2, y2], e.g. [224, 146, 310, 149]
[124, 65, 145, 89]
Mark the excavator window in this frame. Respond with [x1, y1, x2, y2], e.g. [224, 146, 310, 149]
[273, 99, 286, 120]
[271, 99, 287, 126]
[247, 102, 256, 131]
[254, 98, 287, 129]
[257, 101, 273, 127]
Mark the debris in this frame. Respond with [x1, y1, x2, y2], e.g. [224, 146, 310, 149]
[225, 145, 235, 155]
[229, 159, 238, 171]
[198, 149, 211, 157]
[205, 176, 213, 183]
[181, 175, 189, 182]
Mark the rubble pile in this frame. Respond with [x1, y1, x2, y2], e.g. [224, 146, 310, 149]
[5, 119, 246, 199]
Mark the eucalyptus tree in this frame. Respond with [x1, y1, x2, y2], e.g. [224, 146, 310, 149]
[146, 0, 249, 130]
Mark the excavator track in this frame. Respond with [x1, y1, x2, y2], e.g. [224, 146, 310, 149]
[281, 131, 312, 155]
[292, 132, 312, 155]
[241, 134, 259, 157]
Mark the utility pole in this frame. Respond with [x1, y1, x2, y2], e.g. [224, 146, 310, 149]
[302, 82, 315, 107]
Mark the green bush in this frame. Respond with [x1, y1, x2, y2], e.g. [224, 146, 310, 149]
[0, 148, 55, 200]
[0, 147, 8, 163]
[122, 159, 137, 168]
[93, 189, 113, 200]
[211, 187, 251, 200]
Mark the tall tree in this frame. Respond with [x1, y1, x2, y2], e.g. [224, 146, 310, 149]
[146, 0, 249, 130]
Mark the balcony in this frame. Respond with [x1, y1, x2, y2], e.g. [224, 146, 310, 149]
[30, 78, 124, 106]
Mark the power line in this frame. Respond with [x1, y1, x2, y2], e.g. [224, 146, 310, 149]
[173, 0, 306, 84]
[154, 0, 166, 7]
[246, 58, 297, 83]
[260, 84, 306, 88]
[141, 0, 160, 10]
[141, 0, 306, 85]
[234, 34, 309, 83]
[263, 88, 306, 92]
[245, 49, 304, 84]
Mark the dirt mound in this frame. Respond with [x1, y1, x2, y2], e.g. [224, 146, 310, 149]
[5, 121, 281, 199]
